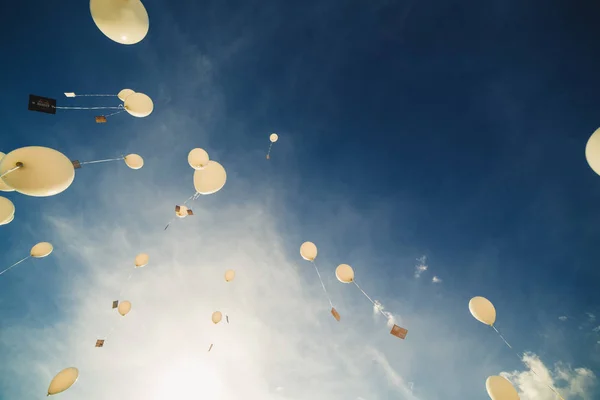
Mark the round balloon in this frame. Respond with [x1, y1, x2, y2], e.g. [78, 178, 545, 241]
[585, 128, 600, 176]
[89, 0, 149, 45]
[30, 242, 53, 258]
[270, 133, 279, 143]
[0, 146, 75, 197]
[0, 196, 15, 225]
[299, 241, 317, 261]
[0, 213, 14, 226]
[212, 311, 222, 324]
[176, 205, 189, 218]
[0, 152, 15, 192]
[117, 88, 135, 102]
[118, 300, 132, 316]
[47, 367, 79, 396]
[193, 160, 227, 195]
[135, 253, 149, 268]
[486, 376, 519, 400]
[225, 269, 235, 282]
[188, 148, 210, 170]
[335, 264, 354, 283]
[124, 154, 144, 169]
[124, 92, 153, 117]
[469, 296, 496, 326]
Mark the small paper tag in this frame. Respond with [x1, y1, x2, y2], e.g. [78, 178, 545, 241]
[95, 116, 107, 123]
[28, 94, 56, 114]
[187, 209, 194, 216]
[64, 92, 76, 98]
[331, 307, 341, 321]
[95, 339, 105, 348]
[71, 160, 81, 169]
[390, 324, 408, 339]
[175, 205, 180, 212]
[112, 300, 119, 309]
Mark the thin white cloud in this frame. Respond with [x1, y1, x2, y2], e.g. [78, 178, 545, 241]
[587, 312, 596, 322]
[414, 256, 428, 278]
[592, 326, 600, 333]
[431, 276, 442, 284]
[558, 316, 568, 322]
[373, 300, 397, 328]
[366, 346, 419, 400]
[501, 352, 597, 400]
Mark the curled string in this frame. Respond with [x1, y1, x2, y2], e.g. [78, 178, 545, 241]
[54, 106, 121, 110]
[0, 255, 31, 276]
[310, 261, 334, 308]
[492, 325, 565, 400]
[353, 280, 388, 318]
[0, 163, 23, 179]
[79, 156, 125, 166]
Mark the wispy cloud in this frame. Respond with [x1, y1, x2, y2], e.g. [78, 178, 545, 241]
[432, 276, 442, 284]
[373, 300, 397, 328]
[501, 352, 597, 400]
[587, 312, 596, 323]
[558, 316, 568, 321]
[414, 256, 428, 278]
[366, 346, 419, 400]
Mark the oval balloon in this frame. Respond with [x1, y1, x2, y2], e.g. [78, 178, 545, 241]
[117, 88, 135, 102]
[118, 300, 132, 316]
[585, 128, 600, 176]
[30, 242, 53, 258]
[193, 160, 227, 195]
[89, 0, 149, 45]
[224, 269, 235, 282]
[299, 241, 317, 261]
[124, 92, 153, 117]
[0, 152, 15, 192]
[335, 264, 354, 283]
[486, 376, 520, 400]
[0, 146, 75, 197]
[188, 148, 210, 170]
[47, 367, 79, 396]
[124, 154, 144, 169]
[0, 213, 15, 226]
[270, 133, 279, 143]
[469, 296, 496, 326]
[134, 253, 149, 268]
[212, 311, 222, 324]
[176, 205, 189, 218]
[0, 196, 15, 224]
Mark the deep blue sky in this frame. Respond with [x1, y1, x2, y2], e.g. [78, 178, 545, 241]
[1, 0, 600, 398]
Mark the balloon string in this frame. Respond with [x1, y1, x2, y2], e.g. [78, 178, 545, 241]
[165, 192, 198, 230]
[266, 143, 273, 159]
[104, 109, 125, 118]
[0, 163, 23, 179]
[54, 106, 121, 110]
[72, 94, 117, 97]
[492, 325, 565, 400]
[118, 271, 135, 298]
[353, 280, 387, 318]
[0, 255, 30, 276]
[311, 261, 334, 308]
[79, 156, 125, 166]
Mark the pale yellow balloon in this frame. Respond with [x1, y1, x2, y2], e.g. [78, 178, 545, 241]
[124, 154, 144, 169]
[335, 264, 354, 283]
[124, 92, 153, 117]
[0, 146, 75, 197]
[193, 160, 227, 195]
[269, 133, 279, 143]
[188, 148, 210, 170]
[175, 205, 189, 218]
[30, 242, 53, 258]
[89, 0, 149, 45]
[585, 128, 600, 176]
[469, 296, 496, 326]
[47, 367, 79, 396]
[299, 241, 317, 261]
[212, 311, 222, 324]
[117, 88, 135, 102]
[224, 269, 235, 282]
[134, 253, 149, 268]
[0, 152, 15, 192]
[118, 300, 132, 316]
[486, 376, 520, 400]
[0, 196, 15, 225]
[0, 213, 15, 226]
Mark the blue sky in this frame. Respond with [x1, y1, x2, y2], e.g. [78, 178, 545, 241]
[1, 0, 600, 399]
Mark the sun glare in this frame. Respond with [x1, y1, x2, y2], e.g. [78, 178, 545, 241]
[153, 356, 223, 399]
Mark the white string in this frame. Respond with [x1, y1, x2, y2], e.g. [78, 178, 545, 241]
[0, 163, 23, 179]
[79, 156, 125, 166]
[165, 192, 199, 230]
[73, 94, 117, 97]
[0, 256, 30, 276]
[310, 261, 334, 308]
[104, 109, 126, 118]
[54, 106, 121, 110]
[353, 280, 387, 318]
[266, 142, 274, 159]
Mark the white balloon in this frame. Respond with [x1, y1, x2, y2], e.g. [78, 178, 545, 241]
[30, 242, 54, 258]
[124, 92, 153, 117]
[118, 300, 132, 316]
[335, 264, 354, 283]
[0, 196, 15, 225]
[89, 0, 149, 45]
[225, 269, 235, 282]
[469, 296, 497, 326]
[0, 213, 14, 226]
[486, 376, 520, 400]
[47, 367, 79, 396]
[585, 128, 600, 176]
[0, 152, 15, 192]
[117, 88, 135, 101]
[124, 154, 144, 169]
[212, 311, 222, 324]
[0, 146, 75, 197]
[270, 133, 279, 143]
[135, 253, 149, 268]
[188, 148, 210, 170]
[299, 241, 317, 261]
[193, 160, 227, 195]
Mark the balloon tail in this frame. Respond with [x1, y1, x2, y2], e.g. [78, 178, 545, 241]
[266, 143, 273, 159]
[311, 261, 334, 309]
[353, 280, 388, 318]
[492, 325, 565, 400]
[0, 162, 23, 179]
[0, 255, 31, 276]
